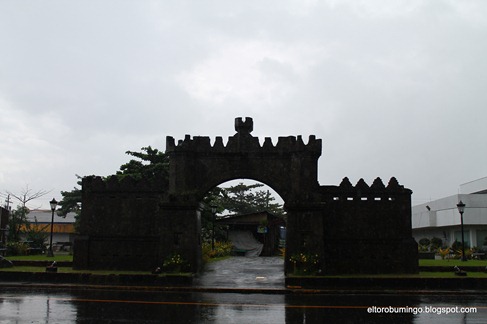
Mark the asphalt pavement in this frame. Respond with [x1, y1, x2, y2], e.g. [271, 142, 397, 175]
[194, 256, 285, 290]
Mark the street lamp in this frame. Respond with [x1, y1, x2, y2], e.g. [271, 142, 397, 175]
[456, 200, 467, 262]
[47, 198, 57, 257]
[211, 205, 217, 251]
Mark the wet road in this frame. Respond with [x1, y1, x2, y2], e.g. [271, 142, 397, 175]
[2, 257, 487, 323]
[1, 287, 487, 323]
[194, 256, 284, 289]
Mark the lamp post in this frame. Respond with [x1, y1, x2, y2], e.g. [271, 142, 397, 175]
[47, 198, 57, 257]
[211, 205, 217, 251]
[456, 200, 467, 262]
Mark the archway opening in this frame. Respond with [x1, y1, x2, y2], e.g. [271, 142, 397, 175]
[195, 179, 286, 287]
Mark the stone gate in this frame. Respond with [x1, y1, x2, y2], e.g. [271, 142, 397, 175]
[73, 117, 418, 275]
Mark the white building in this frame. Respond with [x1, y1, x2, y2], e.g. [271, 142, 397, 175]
[412, 177, 487, 249]
[25, 210, 76, 249]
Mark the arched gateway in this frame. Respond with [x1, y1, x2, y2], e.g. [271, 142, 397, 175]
[74, 117, 418, 275]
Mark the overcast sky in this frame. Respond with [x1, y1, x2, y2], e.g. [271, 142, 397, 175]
[1, 0, 486, 210]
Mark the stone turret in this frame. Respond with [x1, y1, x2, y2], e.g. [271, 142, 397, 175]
[234, 117, 253, 135]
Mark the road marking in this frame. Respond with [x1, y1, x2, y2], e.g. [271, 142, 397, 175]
[0, 296, 400, 309]
[2, 296, 487, 311]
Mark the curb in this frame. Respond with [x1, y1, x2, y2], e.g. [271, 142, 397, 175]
[2, 273, 487, 295]
[0, 271, 192, 287]
[285, 276, 487, 291]
[1, 281, 487, 296]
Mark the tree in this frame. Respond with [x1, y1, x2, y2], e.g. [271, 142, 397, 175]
[59, 147, 170, 232]
[58, 175, 82, 216]
[24, 217, 49, 251]
[5, 186, 49, 242]
[217, 182, 284, 217]
[199, 182, 285, 244]
[200, 187, 226, 243]
[116, 146, 169, 180]
[58, 175, 83, 233]
[6, 186, 50, 210]
[7, 206, 30, 242]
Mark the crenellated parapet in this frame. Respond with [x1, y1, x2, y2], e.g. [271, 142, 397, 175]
[165, 117, 321, 155]
[82, 175, 168, 193]
[320, 176, 412, 201]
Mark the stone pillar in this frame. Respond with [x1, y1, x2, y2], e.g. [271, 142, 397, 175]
[72, 235, 90, 269]
[285, 203, 325, 275]
[159, 203, 202, 273]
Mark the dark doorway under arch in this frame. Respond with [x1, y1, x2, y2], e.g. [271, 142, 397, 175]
[201, 179, 286, 258]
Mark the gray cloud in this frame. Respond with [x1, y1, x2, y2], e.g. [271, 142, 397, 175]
[1, 0, 486, 208]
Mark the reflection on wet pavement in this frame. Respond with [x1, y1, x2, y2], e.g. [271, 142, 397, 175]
[194, 256, 284, 289]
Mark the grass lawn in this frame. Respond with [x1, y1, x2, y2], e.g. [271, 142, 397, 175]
[3, 266, 486, 278]
[6, 254, 230, 265]
[418, 271, 487, 278]
[5, 254, 73, 262]
[0, 266, 147, 275]
[6, 255, 486, 266]
[3, 255, 486, 278]
[0, 266, 192, 276]
[289, 272, 487, 279]
[419, 259, 487, 267]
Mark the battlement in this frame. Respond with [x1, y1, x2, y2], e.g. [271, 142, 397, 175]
[82, 175, 167, 193]
[166, 117, 321, 154]
[320, 177, 412, 201]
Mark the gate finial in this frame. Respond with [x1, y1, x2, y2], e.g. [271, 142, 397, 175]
[235, 117, 253, 135]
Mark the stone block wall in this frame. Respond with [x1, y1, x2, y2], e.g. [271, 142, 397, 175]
[73, 176, 167, 270]
[319, 177, 418, 274]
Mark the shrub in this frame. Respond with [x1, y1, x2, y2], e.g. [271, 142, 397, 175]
[214, 241, 233, 257]
[450, 240, 474, 259]
[418, 238, 430, 246]
[202, 243, 213, 264]
[162, 253, 189, 272]
[418, 238, 430, 251]
[289, 252, 320, 275]
[6, 242, 29, 256]
[438, 247, 450, 260]
[202, 241, 233, 263]
[430, 237, 443, 251]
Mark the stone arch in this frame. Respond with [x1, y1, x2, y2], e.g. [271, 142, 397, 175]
[165, 117, 322, 205]
[74, 116, 418, 276]
[162, 117, 322, 273]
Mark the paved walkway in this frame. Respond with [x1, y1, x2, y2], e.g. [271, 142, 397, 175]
[194, 256, 285, 289]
